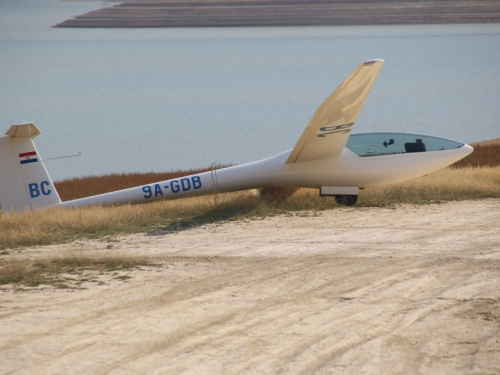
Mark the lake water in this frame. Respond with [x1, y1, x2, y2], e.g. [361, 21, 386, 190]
[1, 0, 499, 181]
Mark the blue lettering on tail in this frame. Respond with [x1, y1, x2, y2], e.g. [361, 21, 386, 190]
[28, 181, 51, 198]
[40, 181, 51, 196]
[29, 183, 40, 198]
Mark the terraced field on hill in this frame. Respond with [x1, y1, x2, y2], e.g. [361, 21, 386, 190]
[55, 0, 500, 28]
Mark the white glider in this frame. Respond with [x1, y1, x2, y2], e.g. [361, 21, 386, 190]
[0, 60, 473, 212]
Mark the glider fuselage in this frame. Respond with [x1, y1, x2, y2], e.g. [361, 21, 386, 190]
[59, 134, 472, 208]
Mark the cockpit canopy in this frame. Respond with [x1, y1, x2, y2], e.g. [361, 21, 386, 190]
[345, 132, 465, 157]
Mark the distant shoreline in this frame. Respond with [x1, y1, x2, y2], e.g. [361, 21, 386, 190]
[54, 0, 500, 28]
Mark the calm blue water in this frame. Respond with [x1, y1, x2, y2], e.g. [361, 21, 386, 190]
[1, 0, 500, 181]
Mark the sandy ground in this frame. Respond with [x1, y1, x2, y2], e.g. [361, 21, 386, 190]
[1, 199, 500, 374]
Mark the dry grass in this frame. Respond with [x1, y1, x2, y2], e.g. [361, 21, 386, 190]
[0, 191, 251, 248]
[0, 166, 499, 249]
[0, 249, 154, 287]
[450, 144, 500, 168]
[360, 166, 500, 206]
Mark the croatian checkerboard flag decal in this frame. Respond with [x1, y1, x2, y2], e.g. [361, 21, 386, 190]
[19, 151, 38, 164]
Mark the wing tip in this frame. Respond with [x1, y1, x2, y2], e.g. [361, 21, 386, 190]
[364, 59, 384, 65]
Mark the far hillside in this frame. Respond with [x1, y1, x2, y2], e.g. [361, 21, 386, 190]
[54, 0, 500, 28]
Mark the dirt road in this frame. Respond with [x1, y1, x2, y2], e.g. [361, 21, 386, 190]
[1, 199, 500, 374]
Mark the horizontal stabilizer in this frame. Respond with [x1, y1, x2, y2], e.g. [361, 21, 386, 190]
[286, 59, 384, 163]
[5, 123, 41, 139]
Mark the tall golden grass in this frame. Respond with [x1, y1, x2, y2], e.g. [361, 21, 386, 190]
[0, 167, 499, 249]
[360, 166, 500, 205]
[0, 191, 258, 248]
[450, 144, 500, 168]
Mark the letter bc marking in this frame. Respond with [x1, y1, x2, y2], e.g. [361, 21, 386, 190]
[28, 181, 51, 198]
[29, 183, 40, 198]
[40, 181, 51, 196]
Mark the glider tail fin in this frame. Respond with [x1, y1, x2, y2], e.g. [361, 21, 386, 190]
[0, 123, 61, 212]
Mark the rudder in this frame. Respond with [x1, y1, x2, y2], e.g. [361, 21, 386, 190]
[0, 123, 61, 212]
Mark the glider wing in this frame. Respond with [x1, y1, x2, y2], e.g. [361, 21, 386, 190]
[286, 59, 384, 164]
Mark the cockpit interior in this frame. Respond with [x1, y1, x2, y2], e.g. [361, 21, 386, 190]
[345, 133, 465, 157]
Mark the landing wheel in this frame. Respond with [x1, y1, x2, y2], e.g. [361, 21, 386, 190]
[335, 195, 358, 206]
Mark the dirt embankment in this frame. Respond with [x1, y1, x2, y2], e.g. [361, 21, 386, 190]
[54, 0, 500, 28]
[1, 199, 500, 374]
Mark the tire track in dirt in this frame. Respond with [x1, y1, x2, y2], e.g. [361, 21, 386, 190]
[0, 256, 265, 350]
[99, 257, 494, 373]
[1, 200, 500, 374]
[2, 256, 346, 372]
[4, 255, 500, 374]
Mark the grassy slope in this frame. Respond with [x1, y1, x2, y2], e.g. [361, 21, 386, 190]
[1, 166, 499, 249]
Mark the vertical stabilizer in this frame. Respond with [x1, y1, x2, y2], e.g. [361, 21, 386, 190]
[0, 123, 61, 212]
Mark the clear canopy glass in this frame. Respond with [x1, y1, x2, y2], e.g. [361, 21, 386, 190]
[345, 133, 464, 157]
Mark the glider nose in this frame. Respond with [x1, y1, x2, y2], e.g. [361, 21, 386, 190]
[451, 143, 473, 166]
[462, 143, 474, 157]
